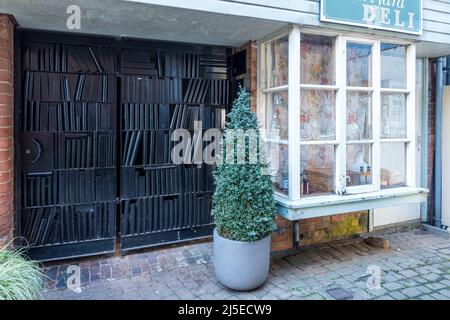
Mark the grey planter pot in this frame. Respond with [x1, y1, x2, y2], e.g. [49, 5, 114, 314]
[213, 229, 271, 291]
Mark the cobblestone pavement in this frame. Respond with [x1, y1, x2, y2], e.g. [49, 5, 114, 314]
[42, 228, 450, 300]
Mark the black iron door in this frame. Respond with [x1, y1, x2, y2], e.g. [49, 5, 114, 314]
[16, 32, 233, 260]
[17, 32, 118, 261]
[119, 40, 231, 251]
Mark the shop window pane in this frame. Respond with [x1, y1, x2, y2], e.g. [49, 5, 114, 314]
[346, 144, 372, 187]
[381, 93, 407, 138]
[381, 142, 406, 188]
[347, 91, 372, 141]
[381, 43, 407, 89]
[268, 142, 289, 195]
[300, 145, 335, 196]
[300, 34, 336, 85]
[347, 43, 372, 87]
[267, 91, 288, 140]
[300, 90, 336, 141]
[264, 36, 289, 88]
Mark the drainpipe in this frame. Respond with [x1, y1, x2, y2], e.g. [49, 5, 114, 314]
[447, 57, 450, 85]
[434, 58, 444, 228]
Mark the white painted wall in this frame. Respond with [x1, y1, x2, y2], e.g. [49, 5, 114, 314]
[128, 0, 450, 45]
[442, 86, 450, 227]
[374, 204, 420, 227]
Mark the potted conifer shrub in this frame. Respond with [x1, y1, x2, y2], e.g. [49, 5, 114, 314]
[212, 88, 276, 291]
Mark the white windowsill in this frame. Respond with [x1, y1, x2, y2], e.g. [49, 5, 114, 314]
[275, 187, 428, 221]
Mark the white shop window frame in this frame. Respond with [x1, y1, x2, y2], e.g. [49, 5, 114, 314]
[257, 25, 426, 218]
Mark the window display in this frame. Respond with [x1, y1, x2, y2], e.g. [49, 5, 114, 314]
[381, 142, 406, 188]
[300, 145, 335, 196]
[261, 28, 415, 201]
[267, 91, 288, 140]
[346, 144, 372, 187]
[265, 36, 289, 88]
[347, 43, 372, 87]
[381, 43, 407, 89]
[300, 90, 336, 141]
[347, 92, 372, 141]
[268, 143, 289, 194]
[301, 34, 336, 85]
[381, 93, 407, 138]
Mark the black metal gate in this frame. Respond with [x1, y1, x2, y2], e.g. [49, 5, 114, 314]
[118, 40, 231, 251]
[16, 31, 233, 261]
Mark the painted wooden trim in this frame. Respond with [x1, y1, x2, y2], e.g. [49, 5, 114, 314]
[289, 27, 301, 200]
[335, 35, 346, 195]
[406, 43, 417, 187]
[276, 187, 428, 220]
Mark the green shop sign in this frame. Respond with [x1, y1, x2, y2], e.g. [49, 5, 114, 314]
[320, 0, 422, 35]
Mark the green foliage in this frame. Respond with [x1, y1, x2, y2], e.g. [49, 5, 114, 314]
[212, 88, 276, 242]
[0, 243, 45, 300]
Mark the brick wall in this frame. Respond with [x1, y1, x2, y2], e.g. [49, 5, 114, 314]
[299, 211, 369, 246]
[233, 41, 257, 112]
[271, 211, 369, 252]
[271, 215, 293, 252]
[0, 14, 14, 247]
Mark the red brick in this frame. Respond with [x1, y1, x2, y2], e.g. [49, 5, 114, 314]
[0, 181, 13, 193]
[0, 93, 13, 106]
[0, 14, 13, 243]
[0, 127, 12, 137]
[0, 48, 12, 62]
[271, 215, 293, 252]
[0, 82, 12, 95]
[0, 59, 13, 71]
[0, 171, 11, 181]
[0, 224, 13, 237]
[0, 138, 12, 149]
[0, 14, 14, 245]
[0, 202, 12, 215]
[0, 212, 11, 224]
[0, 37, 12, 50]
[0, 193, 13, 205]
[0, 150, 11, 161]
[0, 71, 12, 83]
[0, 116, 12, 127]
[0, 105, 12, 117]
[0, 159, 13, 171]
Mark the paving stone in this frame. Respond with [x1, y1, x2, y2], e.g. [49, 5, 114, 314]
[418, 295, 435, 300]
[268, 286, 293, 299]
[326, 287, 353, 300]
[123, 290, 143, 300]
[416, 286, 432, 294]
[399, 269, 419, 278]
[389, 291, 408, 300]
[107, 286, 124, 297]
[413, 276, 429, 284]
[383, 282, 404, 291]
[351, 289, 373, 300]
[438, 289, 450, 298]
[425, 282, 446, 290]
[306, 293, 326, 300]
[398, 278, 418, 287]
[430, 292, 448, 300]
[440, 279, 450, 287]
[401, 287, 422, 298]
[41, 229, 450, 301]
